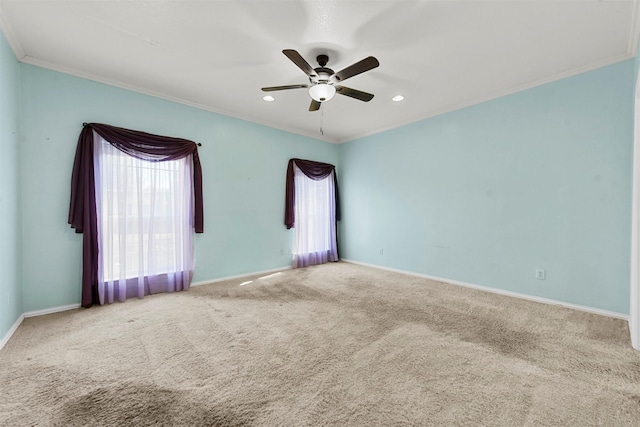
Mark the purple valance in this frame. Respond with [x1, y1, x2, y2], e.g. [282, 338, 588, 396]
[285, 158, 340, 229]
[68, 122, 204, 307]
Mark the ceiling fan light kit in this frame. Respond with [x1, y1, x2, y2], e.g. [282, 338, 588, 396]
[262, 49, 379, 112]
[309, 83, 336, 102]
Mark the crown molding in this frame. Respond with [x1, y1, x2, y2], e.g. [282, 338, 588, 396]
[6, 0, 638, 145]
[16, 50, 636, 146]
[19, 55, 338, 144]
[0, 3, 25, 60]
[628, 0, 640, 56]
[341, 52, 634, 144]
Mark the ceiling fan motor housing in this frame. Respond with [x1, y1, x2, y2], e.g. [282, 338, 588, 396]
[311, 68, 334, 84]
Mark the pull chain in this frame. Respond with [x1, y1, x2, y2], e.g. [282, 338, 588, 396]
[320, 104, 324, 136]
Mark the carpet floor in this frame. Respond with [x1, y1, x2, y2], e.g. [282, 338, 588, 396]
[2, 261, 640, 426]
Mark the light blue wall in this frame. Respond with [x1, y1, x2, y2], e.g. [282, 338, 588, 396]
[0, 31, 23, 339]
[19, 64, 338, 312]
[339, 60, 634, 315]
[7, 48, 637, 317]
[635, 42, 640, 80]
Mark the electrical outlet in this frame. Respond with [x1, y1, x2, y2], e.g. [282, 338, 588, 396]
[379, 248, 384, 255]
[535, 269, 546, 280]
[280, 249, 284, 256]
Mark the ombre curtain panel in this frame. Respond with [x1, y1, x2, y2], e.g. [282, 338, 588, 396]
[68, 123, 203, 307]
[94, 134, 194, 304]
[285, 158, 339, 268]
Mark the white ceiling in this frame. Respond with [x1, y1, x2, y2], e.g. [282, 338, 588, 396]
[1, 0, 639, 143]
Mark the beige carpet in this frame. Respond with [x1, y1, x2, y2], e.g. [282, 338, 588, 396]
[2, 262, 640, 426]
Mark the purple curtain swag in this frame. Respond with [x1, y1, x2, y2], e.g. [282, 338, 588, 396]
[68, 123, 204, 308]
[284, 158, 340, 229]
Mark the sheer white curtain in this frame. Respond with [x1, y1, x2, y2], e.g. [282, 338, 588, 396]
[93, 133, 194, 304]
[292, 165, 338, 268]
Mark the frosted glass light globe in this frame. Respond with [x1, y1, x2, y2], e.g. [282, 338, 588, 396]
[309, 84, 336, 102]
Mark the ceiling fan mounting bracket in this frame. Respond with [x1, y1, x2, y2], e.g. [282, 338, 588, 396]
[316, 54, 329, 67]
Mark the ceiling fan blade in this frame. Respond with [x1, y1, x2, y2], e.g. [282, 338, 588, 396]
[283, 49, 316, 77]
[332, 56, 379, 82]
[261, 84, 309, 92]
[335, 85, 374, 102]
[309, 100, 321, 111]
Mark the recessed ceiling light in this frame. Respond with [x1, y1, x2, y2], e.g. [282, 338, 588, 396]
[263, 95, 275, 102]
[392, 95, 405, 102]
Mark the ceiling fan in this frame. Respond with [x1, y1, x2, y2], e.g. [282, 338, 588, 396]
[262, 49, 380, 111]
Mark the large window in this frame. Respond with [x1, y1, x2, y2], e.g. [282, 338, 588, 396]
[69, 123, 203, 308]
[94, 133, 194, 304]
[286, 159, 339, 268]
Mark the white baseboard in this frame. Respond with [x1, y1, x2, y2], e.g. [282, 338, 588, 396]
[0, 313, 24, 352]
[23, 303, 81, 318]
[3, 261, 626, 351]
[1, 303, 81, 352]
[342, 259, 629, 321]
[191, 265, 292, 287]
[2, 266, 294, 351]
